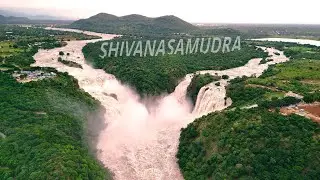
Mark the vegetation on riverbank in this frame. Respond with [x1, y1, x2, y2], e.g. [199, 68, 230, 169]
[0, 71, 110, 179]
[227, 42, 320, 108]
[58, 57, 83, 69]
[177, 41, 320, 179]
[186, 73, 219, 105]
[0, 26, 111, 179]
[0, 25, 99, 42]
[83, 39, 267, 97]
[177, 109, 320, 179]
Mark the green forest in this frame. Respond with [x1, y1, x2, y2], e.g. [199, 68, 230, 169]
[177, 40, 320, 180]
[83, 39, 267, 97]
[66, 13, 198, 36]
[0, 26, 110, 179]
[0, 25, 99, 42]
[177, 109, 320, 179]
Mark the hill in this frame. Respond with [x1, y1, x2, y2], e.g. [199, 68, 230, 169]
[177, 109, 320, 179]
[0, 8, 71, 20]
[0, 15, 70, 25]
[67, 13, 198, 35]
[0, 15, 30, 24]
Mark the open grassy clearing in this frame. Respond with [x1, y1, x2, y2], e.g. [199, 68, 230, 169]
[248, 60, 320, 95]
[0, 41, 23, 57]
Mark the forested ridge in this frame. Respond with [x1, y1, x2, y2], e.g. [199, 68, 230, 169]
[177, 109, 320, 179]
[0, 26, 110, 179]
[83, 39, 267, 97]
[67, 13, 198, 35]
[0, 15, 30, 24]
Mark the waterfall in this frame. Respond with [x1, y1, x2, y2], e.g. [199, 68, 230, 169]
[32, 28, 289, 180]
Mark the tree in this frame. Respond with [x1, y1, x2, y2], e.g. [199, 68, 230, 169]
[222, 75, 229, 79]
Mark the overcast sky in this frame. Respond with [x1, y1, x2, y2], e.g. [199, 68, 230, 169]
[0, 0, 319, 24]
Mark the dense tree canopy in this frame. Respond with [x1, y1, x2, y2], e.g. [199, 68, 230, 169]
[177, 109, 320, 180]
[1, 26, 110, 179]
[0, 71, 110, 179]
[83, 39, 267, 97]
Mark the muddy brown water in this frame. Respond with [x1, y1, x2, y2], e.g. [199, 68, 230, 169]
[32, 28, 294, 179]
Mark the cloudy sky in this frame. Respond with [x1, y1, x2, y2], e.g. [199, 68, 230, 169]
[0, 0, 319, 24]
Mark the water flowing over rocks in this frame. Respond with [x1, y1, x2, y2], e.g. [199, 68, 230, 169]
[188, 46, 288, 116]
[32, 28, 289, 180]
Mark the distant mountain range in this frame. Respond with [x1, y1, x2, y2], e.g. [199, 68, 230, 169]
[0, 8, 71, 20]
[67, 13, 198, 35]
[0, 14, 73, 24]
[0, 15, 31, 24]
[0, 8, 74, 24]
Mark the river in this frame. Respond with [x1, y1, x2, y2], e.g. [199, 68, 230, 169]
[251, 38, 320, 46]
[32, 28, 292, 180]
